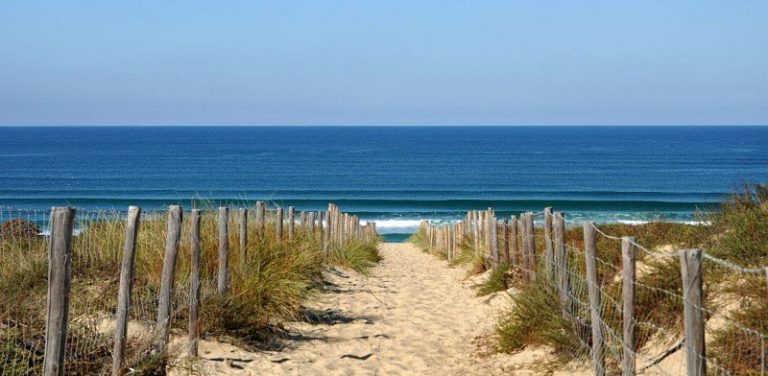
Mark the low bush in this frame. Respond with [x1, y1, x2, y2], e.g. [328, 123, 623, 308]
[0, 218, 40, 240]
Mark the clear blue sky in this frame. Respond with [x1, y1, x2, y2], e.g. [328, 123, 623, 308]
[1, 1, 767, 126]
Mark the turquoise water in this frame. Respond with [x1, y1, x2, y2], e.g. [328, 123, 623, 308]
[1, 126, 767, 240]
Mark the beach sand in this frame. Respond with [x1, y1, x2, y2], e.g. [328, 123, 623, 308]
[178, 243, 590, 375]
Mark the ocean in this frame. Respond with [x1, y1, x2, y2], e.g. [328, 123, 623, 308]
[1, 126, 767, 241]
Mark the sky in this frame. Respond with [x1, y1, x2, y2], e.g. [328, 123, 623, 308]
[1, 1, 767, 126]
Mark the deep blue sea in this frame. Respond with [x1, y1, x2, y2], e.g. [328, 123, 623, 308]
[1, 126, 767, 240]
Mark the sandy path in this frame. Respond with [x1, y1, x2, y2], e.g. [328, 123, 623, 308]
[187, 242, 526, 375]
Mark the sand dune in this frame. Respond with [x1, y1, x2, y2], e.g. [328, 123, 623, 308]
[181, 243, 587, 375]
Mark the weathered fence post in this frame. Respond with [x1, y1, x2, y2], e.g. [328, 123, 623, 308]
[479, 210, 487, 252]
[188, 209, 202, 356]
[503, 218, 510, 263]
[288, 206, 295, 239]
[330, 205, 337, 246]
[622, 236, 637, 376]
[112, 206, 141, 376]
[217, 207, 229, 295]
[238, 208, 248, 264]
[426, 224, 432, 253]
[154, 206, 183, 354]
[319, 212, 326, 251]
[554, 212, 572, 321]
[544, 207, 554, 277]
[276, 207, 284, 240]
[521, 214, 529, 273]
[43, 207, 76, 376]
[516, 215, 524, 267]
[490, 215, 499, 269]
[525, 212, 536, 280]
[255, 201, 266, 234]
[342, 213, 349, 244]
[680, 248, 705, 376]
[510, 215, 518, 266]
[308, 211, 316, 235]
[583, 222, 605, 376]
[299, 211, 307, 232]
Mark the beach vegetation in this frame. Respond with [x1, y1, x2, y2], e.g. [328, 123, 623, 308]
[497, 183, 768, 373]
[0, 218, 40, 240]
[476, 262, 512, 296]
[496, 274, 589, 362]
[328, 240, 381, 275]
[0, 207, 378, 374]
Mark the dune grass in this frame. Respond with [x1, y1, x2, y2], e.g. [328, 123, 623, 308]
[476, 262, 512, 296]
[0, 208, 378, 374]
[495, 184, 768, 374]
[410, 226, 487, 275]
[496, 274, 589, 361]
[328, 240, 381, 275]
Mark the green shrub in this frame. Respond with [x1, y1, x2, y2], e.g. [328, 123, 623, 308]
[707, 184, 768, 267]
[497, 275, 589, 361]
[328, 240, 381, 274]
[476, 263, 512, 296]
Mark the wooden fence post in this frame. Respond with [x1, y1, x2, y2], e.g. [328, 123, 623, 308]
[154, 205, 183, 353]
[516, 216, 524, 268]
[544, 207, 554, 277]
[464, 212, 470, 235]
[43, 207, 76, 376]
[622, 237, 637, 376]
[112, 206, 141, 376]
[188, 209, 202, 356]
[336, 205, 341, 244]
[318, 212, 326, 250]
[521, 214, 529, 274]
[680, 248, 706, 376]
[583, 222, 605, 376]
[217, 207, 229, 295]
[503, 218, 510, 263]
[479, 210, 487, 253]
[238, 208, 248, 264]
[472, 211, 480, 255]
[554, 212, 572, 321]
[525, 212, 536, 280]
[510, 216, 518, 266]
[489, 215, 499, 269]
[255, 201, 266, 235]
[288, 206, 295, 239]
[308, 211, 316, 235]
[323, 207, 331, 254]
[276, 207, 284, 240]
[342, 213, 349, 244]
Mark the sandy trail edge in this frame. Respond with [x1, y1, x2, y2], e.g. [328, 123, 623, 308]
[175, 243, 581, 375]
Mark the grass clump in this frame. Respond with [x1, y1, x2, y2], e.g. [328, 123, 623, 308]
[0, 207, 379, 374]
[328, 240, 381, 275]
[450, 234, 487, 274]
[710, 298, 768, 375]
[203, 234, 325, 339]
[476, 263, 512, 296]
[702, 184, 768, 373]
[496, 274, 589, 361]
[408, 226, 428, 251]
[409, 223, 491, 276]
[706, 183, 768, 266]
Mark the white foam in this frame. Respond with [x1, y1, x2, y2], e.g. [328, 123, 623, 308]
[616, 219, 711, 226]
[616, 220, 650, 225]
[364, 215, 711, 234]
[368, 219, 424, 234]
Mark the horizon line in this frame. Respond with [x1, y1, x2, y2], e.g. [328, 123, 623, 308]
[2, 124, 768, 127]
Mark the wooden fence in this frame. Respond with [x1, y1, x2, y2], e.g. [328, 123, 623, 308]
[421, 206, 766, 376]
[6, 202, 376, 376]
